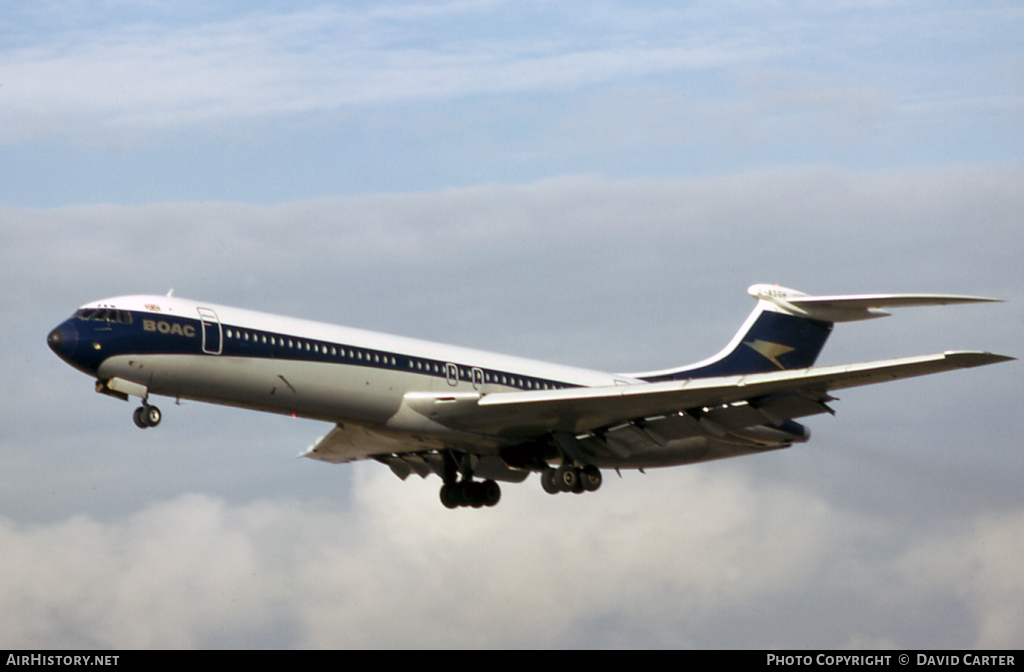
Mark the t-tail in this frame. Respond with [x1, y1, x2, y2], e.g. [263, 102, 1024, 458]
[632, 284, 1002, 383]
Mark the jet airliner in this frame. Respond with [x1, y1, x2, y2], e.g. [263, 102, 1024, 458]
[47, 284, 1012, 508]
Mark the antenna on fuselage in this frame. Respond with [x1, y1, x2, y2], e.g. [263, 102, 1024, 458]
[166, 288, 174, 297]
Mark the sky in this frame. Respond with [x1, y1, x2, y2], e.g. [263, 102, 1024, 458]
[1, 0, 1022, 650]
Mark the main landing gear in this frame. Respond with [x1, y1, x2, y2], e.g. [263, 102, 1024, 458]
[540, 464, 602, 495]
[439, 450, 501, 509]
[132, 403, 162, 429]
[440, 479, 501, 509]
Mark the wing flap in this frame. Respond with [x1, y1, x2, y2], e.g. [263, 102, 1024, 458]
[603, 423, 663, 455]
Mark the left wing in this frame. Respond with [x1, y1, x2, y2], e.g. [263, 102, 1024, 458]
[301, 421, 530, 482]
[302, 421, 430, 464]
[402, 350, 1013, 438]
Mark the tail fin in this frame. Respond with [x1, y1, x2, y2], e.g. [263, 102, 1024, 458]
[632, 284, 1001, 382]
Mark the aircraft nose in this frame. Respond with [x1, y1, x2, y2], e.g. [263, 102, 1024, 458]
[47, 327, 64, 353]
[47, 322, 78, 361]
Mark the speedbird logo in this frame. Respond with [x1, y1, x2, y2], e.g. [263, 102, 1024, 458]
[743, 339, 795, 369]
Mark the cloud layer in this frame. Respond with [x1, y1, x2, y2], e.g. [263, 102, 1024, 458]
[3, 3, 1020, 205]
[3, 467, 1023, 649]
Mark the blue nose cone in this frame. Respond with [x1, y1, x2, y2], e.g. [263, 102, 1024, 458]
[47, 321, 79, 365]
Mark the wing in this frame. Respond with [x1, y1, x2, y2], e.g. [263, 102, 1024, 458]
[301, 421, 431, 464]
[401, 351, 1012, 439]
[300, 421, 531, 483]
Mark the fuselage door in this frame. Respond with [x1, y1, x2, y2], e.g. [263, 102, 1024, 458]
[445, 362, 459, 387]
[197, 307, 222, 355]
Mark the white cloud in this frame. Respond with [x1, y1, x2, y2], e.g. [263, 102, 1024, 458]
[898, 511, 1024, 649]
[2, 464, 1022, 648]
[0, 4, 750, 141]
[12, 2, 1011, 141]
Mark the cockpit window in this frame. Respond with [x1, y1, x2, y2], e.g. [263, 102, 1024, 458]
[74, 308, 132, 324]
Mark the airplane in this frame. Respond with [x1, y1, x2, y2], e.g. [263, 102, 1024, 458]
[47, 284, 1012, 509]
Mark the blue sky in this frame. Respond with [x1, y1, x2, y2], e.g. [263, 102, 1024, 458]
[2, 1, 1023, 649]
[2, 1, 1021, 205]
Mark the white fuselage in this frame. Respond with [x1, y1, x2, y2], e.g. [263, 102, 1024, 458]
[86, 295, 633, 444]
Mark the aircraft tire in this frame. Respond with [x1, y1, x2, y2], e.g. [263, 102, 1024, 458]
[541, 468, 560, 494]
[440, 483, 459, 509]
[469, 484, 485, 508]
[556, 464, 578, 492]
[133, 407, 148, 429]
[581, 465, 602, 492]
[460, 479, 479, 506]
[481, 480, 501, 507]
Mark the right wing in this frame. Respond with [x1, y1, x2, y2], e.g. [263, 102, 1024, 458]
[402, 351, 1013, 438]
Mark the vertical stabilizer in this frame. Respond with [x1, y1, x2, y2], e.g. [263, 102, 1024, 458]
[628, 284, 1000, 382]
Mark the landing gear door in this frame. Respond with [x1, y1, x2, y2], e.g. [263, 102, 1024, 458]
[197, 307, 222, 355]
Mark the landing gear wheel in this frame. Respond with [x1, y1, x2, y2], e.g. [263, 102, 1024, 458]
[480, 480, 501, 507]
[580, 465, 602, 492]
[133, 404, 162, 429]
[133, 406, 148, 429]
[458, 480, 479, 507]
[555, 464, 578, 492]
[541, 468, 560, 494]
[440, 483, 460, 509]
